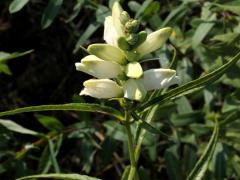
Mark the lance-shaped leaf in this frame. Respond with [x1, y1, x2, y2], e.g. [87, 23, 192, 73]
[75, 55, 123, 78]
[16, 173, 101, 180]
[80, 79, 123, 99]
[142, 68, 180, 91]
[0, 103, 124, 121]
[0, 119, 39, 135]
[88, 44, 126, 65]
[123, 79, 147, 101]
[125, 62, 143, 78]
[136, 27, 172, 58]
[187, 120, 219, 180]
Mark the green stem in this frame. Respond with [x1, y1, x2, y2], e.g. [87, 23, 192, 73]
[124, 109, 138, 180]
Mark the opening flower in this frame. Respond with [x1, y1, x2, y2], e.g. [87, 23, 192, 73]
[75, 2, 180, 101]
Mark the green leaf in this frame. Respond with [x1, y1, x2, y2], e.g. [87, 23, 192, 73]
[187, 120, 219, 180]
[164, 145, 182, 180]
[65, 0, 84, 22]
[41, 0, 63, 29]
[9, 0, 30, 13]
[138, 51, 240, 111]
[0, 119, 38, 135]
[73, 22, 101, 53]
[35, 114, 63, 131]
[0, 64, 12, 75]
[17, 173, 101, 180]
[121, 165, 131, 180]
[0, 50, 33, 63]
[0, 103, 124, 121]
[192, 13, 216, 48]
[48, 138, 61, 173]
[212, 2, 240, 16]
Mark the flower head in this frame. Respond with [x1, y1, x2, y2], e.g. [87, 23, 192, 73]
[75, 2, 180, 101]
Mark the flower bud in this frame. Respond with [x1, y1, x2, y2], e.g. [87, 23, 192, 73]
[117, 37, 130, 50]
[131, 31, 147, 49]
[126, 33, 139, 45]
[125, 20, 139, 33]
[120, 11, 130, 25]
[136, 27, 172, 57]
[80, 79, 123, 99]
[125, 62, 143, 78]
[88, 44, 127, 65]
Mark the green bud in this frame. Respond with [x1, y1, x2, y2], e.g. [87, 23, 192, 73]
[131, 31, 147, 49]
[125, 19, 139, 33]
[120, 11, 130, 25]
[127, 34, 138, 45]
[125, 50, 139, 62]
[117, 37, 130, 50]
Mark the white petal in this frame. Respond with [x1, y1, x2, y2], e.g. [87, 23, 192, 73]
[136, 27, 172, 57]
[125, 62, 143, 78]
[112, 2, 124, 37]
[142, 68, 180, 91]
[104, 16, 119, 46]
[123, 79, 147, 101]
[75, 55, 123, 78]
[88, 44, 126, 65]
[80, 79, 123, 99]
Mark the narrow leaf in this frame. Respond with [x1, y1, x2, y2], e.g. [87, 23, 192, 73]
[0, 119, 38, 135]
[187, 120, 219, 180]
[9, 0, 30, 13]
[0, 103, 124, 121]
[138, 51, 240, 111]
[41, 0, 63, 29]
[17, 173, 101, 180]
[0, 50, 33, 63]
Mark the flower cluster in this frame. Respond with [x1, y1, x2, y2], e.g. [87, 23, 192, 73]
[75, 2, 180, 101]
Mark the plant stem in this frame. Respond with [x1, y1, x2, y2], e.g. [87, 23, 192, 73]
[124, 109, 138, 180]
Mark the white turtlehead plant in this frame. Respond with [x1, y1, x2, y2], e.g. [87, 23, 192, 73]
[75, 2, 180, 101]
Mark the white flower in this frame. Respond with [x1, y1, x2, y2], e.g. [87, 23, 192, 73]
[104, 16, 119, 46]
[142, 69, 180, 91]
[80, 79, 123, 99]
[125, 62, 143, 78]
[136, 27, 172, 58]
[75, 55, 123, 79]
[123, 79, 147, 101]
[88, 44, 126, 65]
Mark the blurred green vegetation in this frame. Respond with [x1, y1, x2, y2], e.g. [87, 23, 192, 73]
[0, 0, 240, 179]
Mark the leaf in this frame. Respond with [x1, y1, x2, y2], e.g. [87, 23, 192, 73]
[17, 173, 101, 180]
[73, 22, 101, 53]
[65, 0, 85, 22]
[0, 119, 38, 135]
[121, 165, 131, 180]
[212, 1, 240, 16]
[0, 103, 124, 121]
[0, 50, 33, 63]
[138, 51, 240, 111]
[41, 0, 63, 29]
[9, 0, 30, 13]
[192, 13, 217, 48]
[186, 120, 219, 180]
[164, 145, 182, 180]
[48, 138, 61, 173]
[35, 114, 63, 131]
[0, 64, 12, 75]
